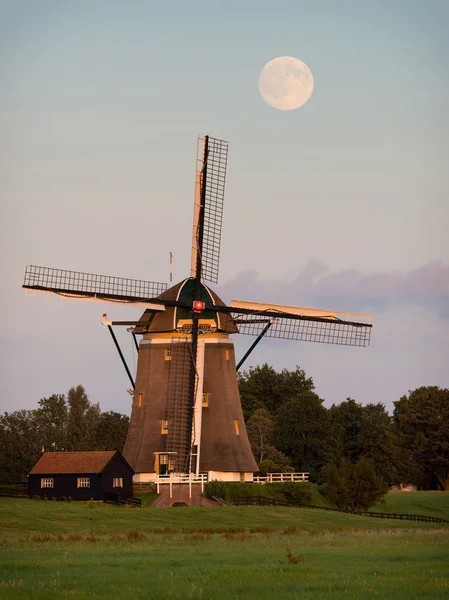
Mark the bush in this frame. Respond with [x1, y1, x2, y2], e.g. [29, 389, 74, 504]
[204, 480, 229, 501]
[278, 482, 312, 505]
[320, 457, 388, 513]
[204, 480, 314, 505]
[258, 459, 295, 475]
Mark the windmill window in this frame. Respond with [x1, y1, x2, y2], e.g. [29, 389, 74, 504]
[138, 393, 143, 407]
[225, 349, 229, 360]
[113, 477, 123, 488]
[234, 420, 240, 435]
[161, 420, 169, 434]
[41, 478, 54, 489]
[202, 393, 210, 407]
[165, 349, 172, 361]
[77, 477, 90, 488]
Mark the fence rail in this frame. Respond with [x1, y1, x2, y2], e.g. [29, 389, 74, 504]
[357, 511, 448, 524]
[0, 485, 28, 498]
[155, 473, 208, 497]
[253, 473, 309, 484]
[103, 492, 141, 507]
[231, 496, 449, 523]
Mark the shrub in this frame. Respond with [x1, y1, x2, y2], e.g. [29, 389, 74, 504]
[279, 482, 312, 505]
[259, 456, 294, 475]
[320, 457, 388, 513]
[204, 480, 314, 505]
[204, 480, 229, 501]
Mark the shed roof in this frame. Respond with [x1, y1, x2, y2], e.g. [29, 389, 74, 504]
[29, 451, 119, 475]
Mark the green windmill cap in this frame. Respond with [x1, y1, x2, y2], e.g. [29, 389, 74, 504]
[133, 278, 238, 335]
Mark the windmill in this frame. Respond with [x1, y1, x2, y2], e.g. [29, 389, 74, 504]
[23, 135, 372, 483]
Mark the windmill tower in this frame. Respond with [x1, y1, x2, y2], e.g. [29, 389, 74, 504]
[23, 134, 373, 483]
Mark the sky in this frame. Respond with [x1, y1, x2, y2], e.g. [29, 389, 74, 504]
[1, 0, 448, 416]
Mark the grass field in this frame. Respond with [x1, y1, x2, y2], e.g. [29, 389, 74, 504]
[0, 492, 448, 599]
[372, 490, 449, 520]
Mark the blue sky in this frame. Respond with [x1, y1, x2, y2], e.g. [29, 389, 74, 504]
[1, 0, 448, 414]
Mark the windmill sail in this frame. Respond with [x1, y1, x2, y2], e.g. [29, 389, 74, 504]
[190, 136, 228, 284]
[230, 313, 371, 346]
[215, 300, 372, 347]
[23, 265, 167, 304]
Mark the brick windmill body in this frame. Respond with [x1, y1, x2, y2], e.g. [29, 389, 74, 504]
[23, 135, 373, 484]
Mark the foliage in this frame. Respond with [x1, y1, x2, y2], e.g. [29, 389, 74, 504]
[246, 408, 276, 462]
[204, 480, 229, 501]
[328, 399, 402, 485]
[328, 398, 364, 462]
[238, 364, 314, 419]
[245, 408, 294, 472]
[277, 482, 312, 504]
[356, 403, 402, 485]
[258, 455, 294, 475]
[66, 385, 101, 451]
[320, 457, 389, 513]
[275, 392, 334, 479]
[204, 481, 314, 505]
[34, 394, 68, 451]
[0, 386, 129, 483]
[0, 410, 42, 484]
[96, 411, 130, 451]
[393, 386, 449, 490]
[239, 365, 449, 490]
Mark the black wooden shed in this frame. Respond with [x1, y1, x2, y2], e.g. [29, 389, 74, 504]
[27, 450, 134, 500]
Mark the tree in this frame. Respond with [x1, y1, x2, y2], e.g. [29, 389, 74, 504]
[34, 394, 68, 451]
[394, 386, 449, 490]
[0, 385, 130, 484]
[276, 392, 334, 479]
[328, 398, 364, 463]
[258, 450, 294, 474]
[238, 364, 279, 419]
[66, 385, 101, 451]
[356, 403, 401, 485]
[0, 410, 42, 482]
[238, 364, 314, 419]
[320, 457, 388, 513]
[95, 411, 130, 451]
[246, 408, 276, 463]
[329, 399, 403, 485]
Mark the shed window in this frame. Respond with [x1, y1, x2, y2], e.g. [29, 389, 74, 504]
[165, 349, 172, 361]
[77, 477, 90, 488]
[41, 478, 54, 489]
[202, 393, 210, 407]
[113, 477, 123, 488]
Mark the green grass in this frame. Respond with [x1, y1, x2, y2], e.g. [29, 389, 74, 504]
[372, 491, 449, 520]
[0, 494, 448, 599]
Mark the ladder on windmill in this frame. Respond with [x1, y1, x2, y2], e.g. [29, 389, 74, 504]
[164, 338, 196, 473]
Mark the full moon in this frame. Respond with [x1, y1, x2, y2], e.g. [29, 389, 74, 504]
[258, 56, 314, 111]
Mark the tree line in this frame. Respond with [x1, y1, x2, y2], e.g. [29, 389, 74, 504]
[0, 385, 129, 483]
[240, 364, 449, 492]
[1, 367, 448, 493]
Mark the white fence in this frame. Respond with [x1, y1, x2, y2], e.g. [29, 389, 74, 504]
[155, 473, 208, 498]
[253, 472, 309, 484]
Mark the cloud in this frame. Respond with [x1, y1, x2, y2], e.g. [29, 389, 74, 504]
[217, 260, 449, 317]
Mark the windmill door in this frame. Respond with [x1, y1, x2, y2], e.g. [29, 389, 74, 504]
[155, 453, 176, 476]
